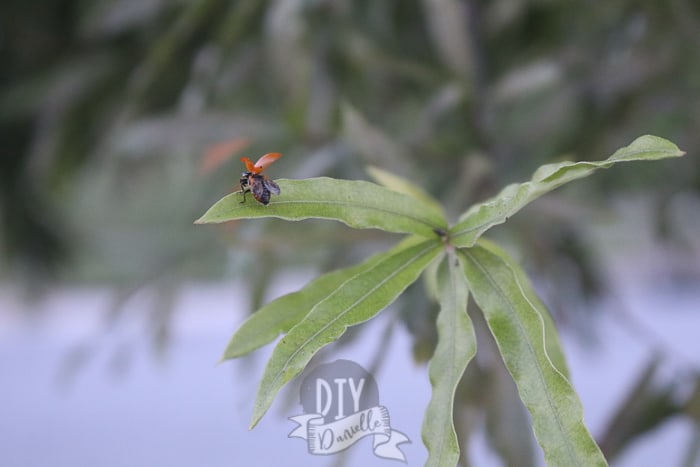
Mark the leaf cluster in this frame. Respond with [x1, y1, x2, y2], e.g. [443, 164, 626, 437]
[197, 135, 684, 466]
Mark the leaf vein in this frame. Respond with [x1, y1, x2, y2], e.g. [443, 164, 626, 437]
[270, 241, 437, 388]
[272, 199, 443, 229]
[463, 248, 579, 465]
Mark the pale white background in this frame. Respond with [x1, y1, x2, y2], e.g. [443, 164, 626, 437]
[2, 275, 699, 467]
[3, 198, 700, 467]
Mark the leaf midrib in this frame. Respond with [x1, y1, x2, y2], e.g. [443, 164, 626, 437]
[449, 146, 682, 240]
[463, 248, 579, 465]
[267, 241, 437, 391]
[430, 255, 462, 465]
[270, 198, 444, 230]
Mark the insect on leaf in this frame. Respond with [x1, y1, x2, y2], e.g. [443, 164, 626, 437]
[196, 177, 448, 238]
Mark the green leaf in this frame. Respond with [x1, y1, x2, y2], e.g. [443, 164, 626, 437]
[515, 266, 570, 379]
[196, 177, 447, 238]
[479, 239, 570, 378]
[422, 249, 445, 302]
[422, 251, 476, 467]
[366, 165, 446, 220]
[250, 238, 442, 428]
[221, 236, 427, 360]
[459, 241, 607, 467]
[450, 135, 685, 247]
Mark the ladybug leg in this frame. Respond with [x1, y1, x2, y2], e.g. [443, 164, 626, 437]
[239, 174, 251, 203]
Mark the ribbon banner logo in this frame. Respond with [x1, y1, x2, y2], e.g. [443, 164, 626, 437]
[288, 359, 410, 462]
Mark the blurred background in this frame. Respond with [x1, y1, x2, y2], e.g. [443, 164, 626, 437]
[2, 1, 700, 466]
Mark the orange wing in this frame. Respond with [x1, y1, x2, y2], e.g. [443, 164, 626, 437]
[241, 152, 282, 174]
[241, 157, 257, 172]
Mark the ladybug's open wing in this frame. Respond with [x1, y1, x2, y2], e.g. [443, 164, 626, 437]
[252, 153, 282, 173]
[263, 178, 280, 195]
[240, 157, 256, 172]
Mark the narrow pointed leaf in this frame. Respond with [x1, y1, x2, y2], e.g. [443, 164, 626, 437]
[196, 177, 447, 238]
[221, 236, 426, 360]
[509, 254, 570, 379]
[422, 251, 476, 467]
[366, 165, 446, 219]
[451, 135, 684, 247]
[475, 240, 570, 378]
[460, 242, 607, 466]
[250, 239, 442, 428]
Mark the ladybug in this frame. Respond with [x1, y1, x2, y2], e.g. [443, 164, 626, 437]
[239, 153, 282, 205]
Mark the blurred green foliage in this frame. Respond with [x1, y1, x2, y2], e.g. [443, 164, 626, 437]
[2, 1, 699, 464]
[2, 0, 698, 282]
